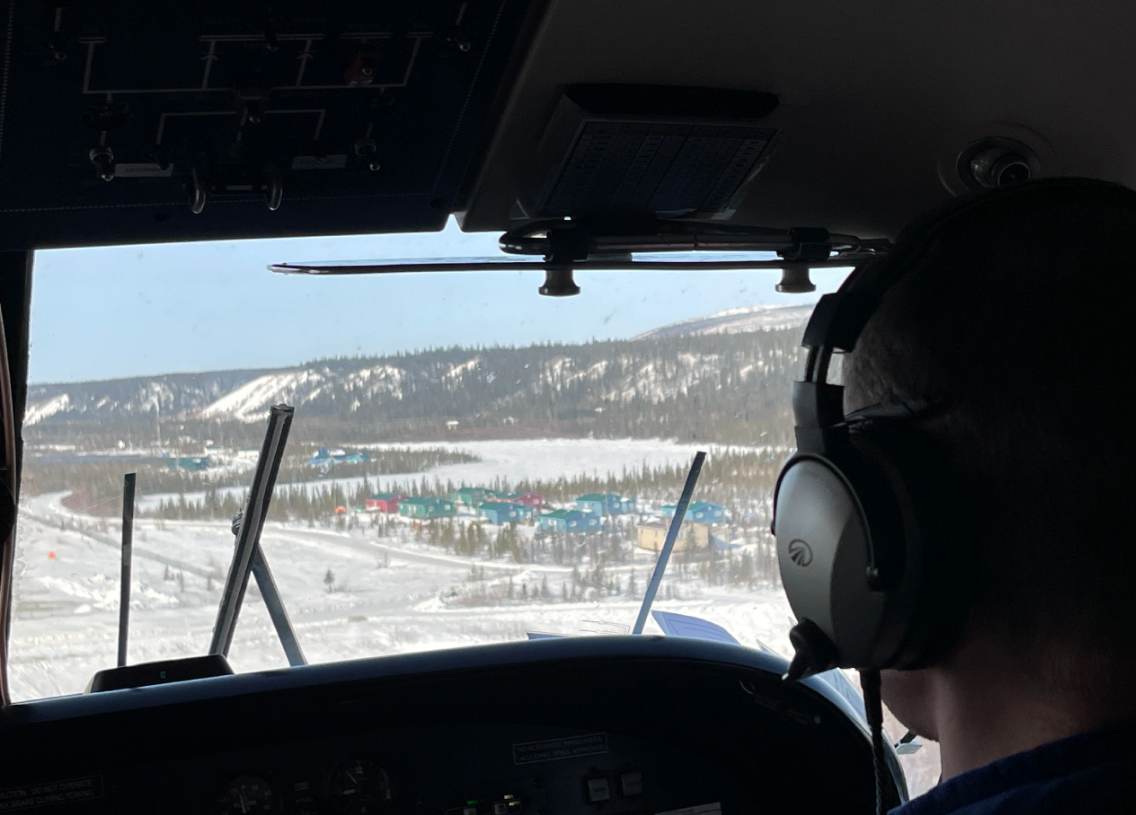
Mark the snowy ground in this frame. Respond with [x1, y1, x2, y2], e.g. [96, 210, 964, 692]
[12, 491, 796, 702]
[136, 438, 770, 511]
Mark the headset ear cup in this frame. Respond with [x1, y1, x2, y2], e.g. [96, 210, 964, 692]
[848, 424, 970, 669]
[775, 452, 890, 669]
[774, 424, 971, 671]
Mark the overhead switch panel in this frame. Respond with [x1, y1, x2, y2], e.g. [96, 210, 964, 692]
[0, 0, 535, 250]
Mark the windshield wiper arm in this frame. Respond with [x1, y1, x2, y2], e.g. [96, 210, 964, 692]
[632, 450, 707, 635]
[249, 540, 305, 667]
[209, 404, 305, 666]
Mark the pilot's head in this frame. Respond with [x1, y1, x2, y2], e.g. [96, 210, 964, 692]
[844, 179, 1136, 727]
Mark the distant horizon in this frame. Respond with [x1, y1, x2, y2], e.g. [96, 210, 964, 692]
[29, 220, 844, 385]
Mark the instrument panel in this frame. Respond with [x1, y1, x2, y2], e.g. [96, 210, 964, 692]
[0, 638, 904, 815]
[159, 722, 748, 815]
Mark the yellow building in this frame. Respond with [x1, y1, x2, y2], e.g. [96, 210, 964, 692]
[635, 521, 709, 553]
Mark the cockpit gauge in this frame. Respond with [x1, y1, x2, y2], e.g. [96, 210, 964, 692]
[216, 776, 276, 815]
[328, 760, 392, 815]
[289, 779, 320, 815]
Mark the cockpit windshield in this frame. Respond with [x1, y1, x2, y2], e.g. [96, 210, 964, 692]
[11, 218, 845, 703]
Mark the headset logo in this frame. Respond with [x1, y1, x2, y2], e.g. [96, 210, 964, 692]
[788, 539, 814, 567]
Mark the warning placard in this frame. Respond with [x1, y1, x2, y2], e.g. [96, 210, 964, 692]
[0, 777, 103, 812]
[512, 733, 609, 765]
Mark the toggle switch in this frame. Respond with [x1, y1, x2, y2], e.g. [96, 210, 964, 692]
[620, 772, 643, 796]
[586, 778, 610, 803]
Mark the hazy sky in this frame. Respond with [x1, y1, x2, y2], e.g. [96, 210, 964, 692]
[28, 218, 848, 384]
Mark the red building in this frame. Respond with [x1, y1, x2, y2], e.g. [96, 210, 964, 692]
[366, 492, 407, 513]
[507, 492, 544, 509]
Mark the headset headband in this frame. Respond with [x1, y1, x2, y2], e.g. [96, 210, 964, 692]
[793, 177, 1136, 454]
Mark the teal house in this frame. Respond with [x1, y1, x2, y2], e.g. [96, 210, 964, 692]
[451, 487, 490, 508]
[575, 493, 636, 516]
[538, 509, 601, 533]
[478, 501, 524, 524]
[166, 456, 211, 472]
[662, 501, 727, 523]
[399, 496, 456, 519]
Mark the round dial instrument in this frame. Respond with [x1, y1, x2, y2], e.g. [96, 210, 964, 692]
[216, 776, 275, 815]
[328, 760, 392, 815]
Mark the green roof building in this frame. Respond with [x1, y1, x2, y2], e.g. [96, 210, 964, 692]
[576, 493, 637, 516]
[399, 496, 456, 519]
[538, 509, 601, 533]
[662, 501, 727, 523]
[451, 487, 490, 508]
[479, 501, 526, 524]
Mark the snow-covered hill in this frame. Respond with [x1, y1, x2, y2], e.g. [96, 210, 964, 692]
[633, 303, 813, 340]
[23, 304, 809, 442]
[197, 365, 406, 423]
[23, 369, 273, 427]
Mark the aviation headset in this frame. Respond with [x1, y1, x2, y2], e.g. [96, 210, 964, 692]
[772, 177, 1136, 680]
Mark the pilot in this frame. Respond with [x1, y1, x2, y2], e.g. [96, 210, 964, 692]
[835, 179, 1136, 812]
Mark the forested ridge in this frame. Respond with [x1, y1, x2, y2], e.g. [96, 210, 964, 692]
[26, 327, 805, 449]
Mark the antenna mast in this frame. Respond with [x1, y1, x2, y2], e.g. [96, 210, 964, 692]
[117, 473, 136, 667]
[632, 451, 706, 635]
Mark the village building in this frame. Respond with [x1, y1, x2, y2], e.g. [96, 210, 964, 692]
[575, 493, 637, 516]
[635, 520, 731, 552]
[662, 501, 728, 523]
[538, 509, 601, 534]
[504, 492, 544, 509]
[398, 496, 456, 520]
[165, 455, 210, 472]
[635, 520, 708, 552]
[478, 501, 527, 524]
[365, 492, 406, 513]
[451, 487, 491, 508]
[309, 448, 371, 468]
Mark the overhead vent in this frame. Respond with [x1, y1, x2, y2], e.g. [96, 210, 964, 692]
[518, 84, 779, 221]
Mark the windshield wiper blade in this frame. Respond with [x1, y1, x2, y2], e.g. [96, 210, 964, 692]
[632, 450, 707, 635]
[209, 404, 305, 666]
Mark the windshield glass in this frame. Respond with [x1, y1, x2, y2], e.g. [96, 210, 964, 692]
[13, 220, 834, 695]
[11, 222, 944, 790]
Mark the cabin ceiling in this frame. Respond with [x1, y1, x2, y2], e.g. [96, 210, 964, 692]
[0, 0, 1134, 249]
[458, 0, 1136, 239]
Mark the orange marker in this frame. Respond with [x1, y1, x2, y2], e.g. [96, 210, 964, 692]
[47, 551, 56, 560]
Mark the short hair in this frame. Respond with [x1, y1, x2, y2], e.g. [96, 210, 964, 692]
[844, 181, 1136, 695]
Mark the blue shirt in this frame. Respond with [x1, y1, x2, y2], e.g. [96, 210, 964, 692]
[890, 717, 1136, 815]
